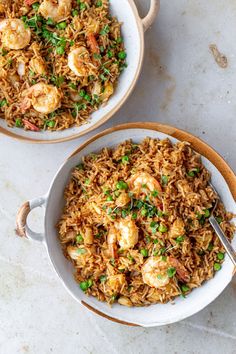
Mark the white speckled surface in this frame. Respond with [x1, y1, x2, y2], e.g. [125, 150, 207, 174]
[0, 1, 236, 353]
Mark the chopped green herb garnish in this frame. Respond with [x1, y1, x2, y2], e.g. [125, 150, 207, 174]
[181, 284, 190, 293]
[76, 235, 84, 243]
[15, 118, 22, 127]
[208, 243, 213, 251]
[216, 216, 223, 224]
[110, 258, 115, 266]
[161, 175, 168, 185]
[77, 248, 87, 255]
[32, 2, 40, 10]
[0, 99, 7, 107]
[167, 267, 176, 278]
[140, 249, 148, 257]
[100, 275, 107, 283]
[158, 224, 168, 233]
[175, 235, 185, 244]
[151, 190, 159, 197]
[100, 24, 110, 35]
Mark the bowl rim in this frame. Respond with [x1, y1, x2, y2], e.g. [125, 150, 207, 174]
[0, 0, 145, 144]
[57, 122, 235, 326]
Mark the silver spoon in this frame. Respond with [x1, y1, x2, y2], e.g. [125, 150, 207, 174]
[208, 182, 236, 267]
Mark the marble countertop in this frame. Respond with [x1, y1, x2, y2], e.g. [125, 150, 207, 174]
[0, 1, 236, 353]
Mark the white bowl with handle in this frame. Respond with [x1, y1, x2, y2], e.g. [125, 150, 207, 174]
[0, 0, 160, 144]
[16, 123, 236, 327]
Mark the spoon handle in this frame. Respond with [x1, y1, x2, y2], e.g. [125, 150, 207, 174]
[209, 215, 236, 267]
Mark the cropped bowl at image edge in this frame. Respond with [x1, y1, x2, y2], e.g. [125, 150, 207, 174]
[0, 0, 160, 143]
[16, 123, 236, 327]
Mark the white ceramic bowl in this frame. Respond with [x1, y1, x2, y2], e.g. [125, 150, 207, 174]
[16, 123, 236, 327]
[0, 0, 159, 144]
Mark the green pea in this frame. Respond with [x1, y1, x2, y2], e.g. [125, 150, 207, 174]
[122, 155, 129, 164]
[161, 256, 167, 261]
[79, 281, 88, 291]
[116, 181, 128, 190]
[118, 51, 127, 60]
[132, 212, 137, 219]
[96, 1, 103, 7]
[47, 120, 55, 128]
[140, 249, 148, 257]
[72, 9, 79, 16]
[204, 209, 210, 218]
[80, 3, 86, 10]
[151, 190, 159, 197]
[56, 21, 67, 30]
[106, 195, 113, 202]
[217, 252, 224, 260]
[187, 171, 195, 177]
[158, 224, 168, 233]
[214, 263, 221, 271]
[153, 239, 158, 244]
[216, 216, 223, 224]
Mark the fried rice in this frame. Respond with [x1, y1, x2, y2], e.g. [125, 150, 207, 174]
[0, 0, 126, 131]
[57, 138, 235, 307]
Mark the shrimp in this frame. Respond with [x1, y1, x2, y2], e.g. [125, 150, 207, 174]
[107, 226, 118, 259]
[39, 0, 72, 23]
[87, 33, 100, 54]
[67, 245, 90, 267]
[142, 256, 190, 288]
[68, 47, 96, 77]
[107, 218, 139, 257]
[129, 172, 162, 197]
[116, 218, 139, 250]
[142, 257, 170, 288]
[21, 83, 61, 114]
[107, 274, 126, 293]
[169, 218, 185, 239]
[29, 57, 47, 75]
[0, 19, 31, 50]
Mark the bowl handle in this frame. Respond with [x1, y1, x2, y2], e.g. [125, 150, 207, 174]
[142, 0, 160, 32]
[16, 196, 47, 242]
